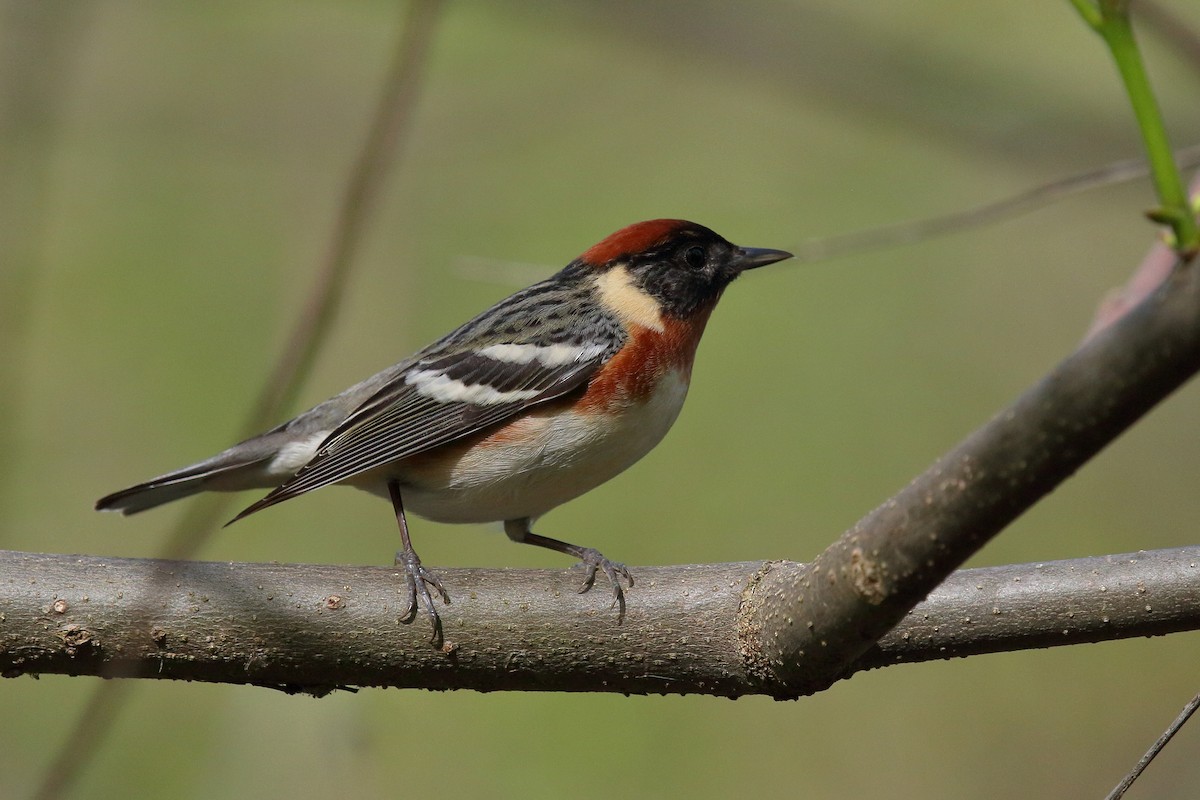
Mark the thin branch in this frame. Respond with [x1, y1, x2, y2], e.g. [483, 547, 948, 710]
[161, 0, 443, 561]
[1106, 692, 1200, 800]
[791, 144, 1200, 264]
[451, 144, 1200, 284]
[2, 548, 1198, 695]
[0, 4, 90, 510]
[242, 0, 443, 432]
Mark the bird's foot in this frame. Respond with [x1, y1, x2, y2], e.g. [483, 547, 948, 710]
[573, 547, 634, 624]
[504, 525, 635, 624]
[394, 548, 451, 645]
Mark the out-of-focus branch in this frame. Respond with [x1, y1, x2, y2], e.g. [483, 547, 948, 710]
[787, 144, 1200, 265]
[0, 4, 89, 511]
[242, 0, 443, 433]
[161, 0, 444, 560]
[3, 548, 1197, 695]
[35, 5, 445, 799]
[451, 145, 1200, 285]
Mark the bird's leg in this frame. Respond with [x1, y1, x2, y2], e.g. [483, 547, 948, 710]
[388, 479, 450, 644]
[504, 518, 634, 623]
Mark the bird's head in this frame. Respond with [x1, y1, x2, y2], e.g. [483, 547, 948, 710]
[576, 219, 792, 320]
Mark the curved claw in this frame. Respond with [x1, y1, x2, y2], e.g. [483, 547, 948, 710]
[504, 525, 636, 624]
[395, 549, 451, 644]
[572, 547, 634, 624]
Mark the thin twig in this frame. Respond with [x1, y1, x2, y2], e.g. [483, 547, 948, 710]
[450, 144, 1200, 288]
[0, 4, 90, 512]
[1106, 693, 1200, 800]
[240, 0, 443, 433]
[161, 0, 443, 560]
[787, 143, 1200, 265]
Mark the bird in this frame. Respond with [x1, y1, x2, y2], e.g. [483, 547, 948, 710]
[96, 219, 792, 640]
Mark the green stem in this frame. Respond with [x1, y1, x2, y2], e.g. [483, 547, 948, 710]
[1073, 2, 1199, 257]
[1069, 0, 1102, 29]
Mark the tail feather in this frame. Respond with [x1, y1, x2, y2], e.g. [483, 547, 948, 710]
[95, 456, 272, 516]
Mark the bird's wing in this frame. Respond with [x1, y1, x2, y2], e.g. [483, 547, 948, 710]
[230, 331, 619, 521]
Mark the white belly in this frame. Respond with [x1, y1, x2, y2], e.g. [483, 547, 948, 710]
[394, 369, 691, 524]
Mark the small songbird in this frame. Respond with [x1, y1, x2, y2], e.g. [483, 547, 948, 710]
[97, 219, 792, 637]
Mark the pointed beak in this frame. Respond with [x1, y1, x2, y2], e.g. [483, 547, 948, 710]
[732, 246, 793, 272]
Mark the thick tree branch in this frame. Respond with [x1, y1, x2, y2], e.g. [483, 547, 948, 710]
[2, 547, 1198, 696]
[754, 255, 1200, 696]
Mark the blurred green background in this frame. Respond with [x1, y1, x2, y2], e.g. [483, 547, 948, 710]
[4, 1, 1200, 797]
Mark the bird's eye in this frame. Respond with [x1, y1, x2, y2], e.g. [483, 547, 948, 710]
[683, 246, 705, 270]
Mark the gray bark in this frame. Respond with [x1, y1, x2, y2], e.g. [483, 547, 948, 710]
[3, 547, 1197, 697]
[756, 256, 1200, 694]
